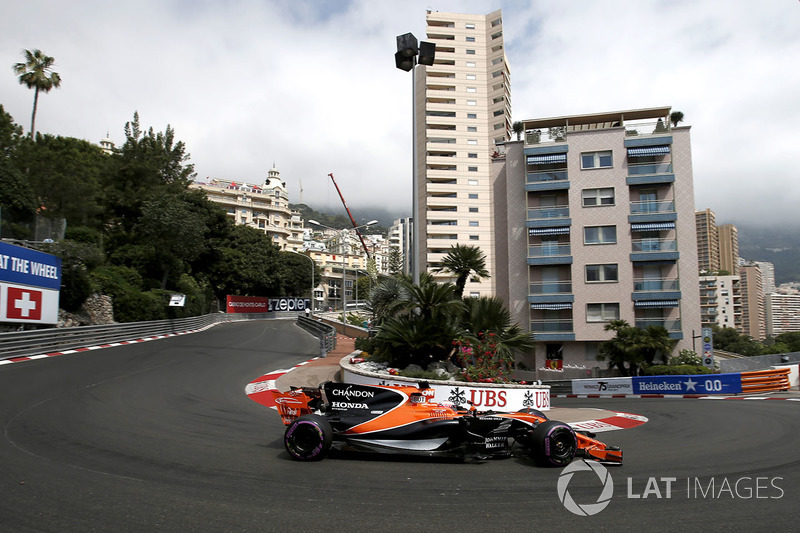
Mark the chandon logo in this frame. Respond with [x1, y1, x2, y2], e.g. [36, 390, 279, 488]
[557, 461, 614, 516]
[331, 386, 375, 401]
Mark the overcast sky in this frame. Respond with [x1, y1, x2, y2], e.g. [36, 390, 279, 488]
[2, 0, 798, 228]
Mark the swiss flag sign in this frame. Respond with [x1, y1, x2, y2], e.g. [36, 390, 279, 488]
[6, 287, 42, 321]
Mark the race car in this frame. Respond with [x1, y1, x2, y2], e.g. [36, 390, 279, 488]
[271, 381, 622, 466]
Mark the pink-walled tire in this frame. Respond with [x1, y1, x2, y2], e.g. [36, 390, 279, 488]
[284, 415, 333, 461]
[531, 420, 577, 467]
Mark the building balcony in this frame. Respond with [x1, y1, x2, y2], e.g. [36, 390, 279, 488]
[528, 244, 572, 265]
[529, 319, 575, 341]
[527, 206, 570, 224]
[630, 239, 679, 262]
[628, 200, 677, 224]
[525, 170, 569, 192]
[528, 281, 574, 304]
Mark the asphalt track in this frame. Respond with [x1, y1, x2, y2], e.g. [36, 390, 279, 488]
[1, 320, 798, 532]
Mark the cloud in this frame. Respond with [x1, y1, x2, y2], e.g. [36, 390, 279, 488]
[2, 0, 798, 227]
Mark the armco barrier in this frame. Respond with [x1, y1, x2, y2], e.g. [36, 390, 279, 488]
[0, 312, 276, 360]
[740, 368, 791, 394]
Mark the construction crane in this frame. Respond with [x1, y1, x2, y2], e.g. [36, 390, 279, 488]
[328, 172, 372, 260]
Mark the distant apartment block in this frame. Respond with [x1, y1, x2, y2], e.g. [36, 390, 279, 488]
[695, 209, 719, 273]
[699, 275, 742, 330]
[494, 106, 701, 374]
[418, 9, 510, 296]
[717, 224, 739, 275]
[740, 263, 766, 340]
[389, 218, 413, 275]
[766, 293, 800, 335]
[191, 166, 304, 251]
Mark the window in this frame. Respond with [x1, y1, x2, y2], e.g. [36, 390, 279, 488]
[466, 61, 476, 67]
[469, 221, 479, 226]
[581, 151, 613, 169]
[584, 225, 617, 244]
[466, 23, 475, 29]
[467, 113, 477, 119]
[469, 235, 479, 240]
[467, 87, 477, 93]
[469, 207, 478, 213]
[466, 74, 476, 80]
[582, 188, 615, 207]
[467, 139, 478, 145]
[468, 166, 478, 172]
[587, 303, 620, 322]
[468, 179, 478, 186]
[466, 49, 476, 55]
[468, 153, 478, 158]
[467, 100, 477, 106]
[466, 36, 475, 42]
[467, 126, 477, 132]
[469, 292, 480, 298]
[469, 193, 478, 199]
[586, 264, 618, 282]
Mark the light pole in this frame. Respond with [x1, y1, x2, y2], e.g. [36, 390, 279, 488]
[395, 32, 435, 286]
[309, 219, 377, 331]
[291, 250, 315, 312]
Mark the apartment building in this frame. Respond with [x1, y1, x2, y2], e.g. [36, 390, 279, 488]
[695, 209, 719, 273]
[740, 263, 766, 340]
[766, 293, 800, 335]
[190, 165, 304, 251]
[389, 218, 413, 275]
[717, 223, 739, 275]
[699, 275, 742, 330]
[418, 9, 510, 297]
[494, 106, 701, 373]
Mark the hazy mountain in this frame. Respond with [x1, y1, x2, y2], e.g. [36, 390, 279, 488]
[737, 223, 800, 285]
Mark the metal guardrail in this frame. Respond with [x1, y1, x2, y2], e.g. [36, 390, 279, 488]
[296, 315, 337, 356]
[0, 313, 276, 360]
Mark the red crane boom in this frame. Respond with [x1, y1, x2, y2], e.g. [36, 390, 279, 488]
[328, 173, 371, 260]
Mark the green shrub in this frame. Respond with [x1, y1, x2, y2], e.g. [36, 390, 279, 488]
[643, 364, 713, 376]
[669, 349, 703, 366]
[354, 336, 379, 354]
[90, 265, 143, 298]
[398, 369, 443, 380]
[113, 290, 167, 322]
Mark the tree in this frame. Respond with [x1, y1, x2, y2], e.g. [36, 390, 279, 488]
[512, 121, 524, 141]
[15, 134, 107, 227]
[638, 325, 676, 366]
[13, 49, 62, 138]
[669, 111, 684, 128]
[433, 244, 490, 299]
[597, 320, 642, 375]
[387, 248, 403, 275]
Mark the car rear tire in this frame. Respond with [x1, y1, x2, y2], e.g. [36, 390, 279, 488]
[284, 414, 333, 461]
[531, 420, 577, 467]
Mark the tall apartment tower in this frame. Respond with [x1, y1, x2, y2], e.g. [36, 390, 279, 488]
[418, 9, 511, 297]
[717, 223, 739, 275]
[495, 106, 701, 373]
[740, 264, 766, 340]
[695, 209, 719, 273]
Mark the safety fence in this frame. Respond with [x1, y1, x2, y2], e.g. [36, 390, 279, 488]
[0, 313, 279, 360]
[296, 315, 337, 356]
[740, 368, 791, 394]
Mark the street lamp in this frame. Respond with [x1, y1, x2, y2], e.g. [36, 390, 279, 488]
[291, 250, 315, 312]
[308, 219, 377, 331]
[395, 32, 435, 286]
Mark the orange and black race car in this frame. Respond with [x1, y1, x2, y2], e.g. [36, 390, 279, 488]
[271, 381, 622, 466]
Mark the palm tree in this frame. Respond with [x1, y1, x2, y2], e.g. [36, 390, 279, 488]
[669, 111, 684, 128]
[461, 296, 535, 362]
[433, 244, 490, 299]
[512, 121, 524, 141]
[638, 325, 676, 366]
[13, 49, 62, 138]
